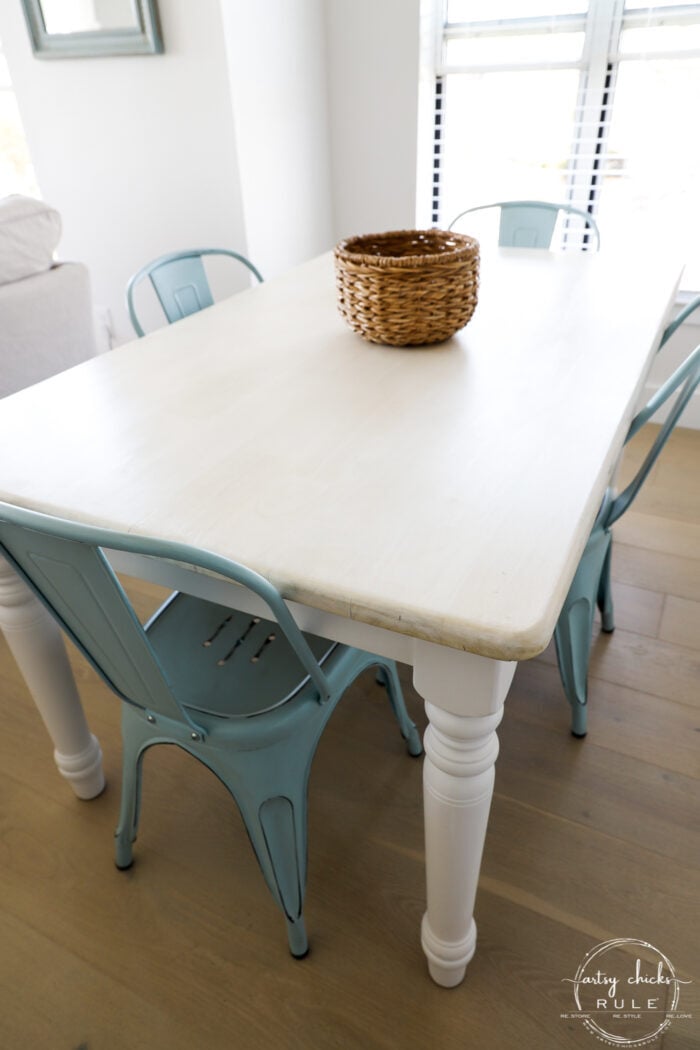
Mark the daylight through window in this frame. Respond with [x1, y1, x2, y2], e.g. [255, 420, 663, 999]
[433, 0, 700, 288]
[0, 35, 39, 199]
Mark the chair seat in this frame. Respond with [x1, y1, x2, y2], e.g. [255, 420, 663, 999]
[146, 593, 337, 718]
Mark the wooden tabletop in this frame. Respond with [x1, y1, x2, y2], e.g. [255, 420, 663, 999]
[0, 249, 680, 659]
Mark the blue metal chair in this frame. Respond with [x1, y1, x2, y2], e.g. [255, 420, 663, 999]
[448, 200, 601, 251]
[126, 248, 264, 337]
[655, 295, 700, 349]
[554, 323, 700, 737]
[0, 506, 421, 957]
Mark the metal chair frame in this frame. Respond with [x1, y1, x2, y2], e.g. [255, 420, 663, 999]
[126, 247, 263, 337]
[554, 323, 700, 736]
[0, 505, 421, 956]
[448, 199, 601, 251]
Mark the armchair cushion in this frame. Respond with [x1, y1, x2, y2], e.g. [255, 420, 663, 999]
[0, 262, 98, 397]
[0, 195, 62, 285]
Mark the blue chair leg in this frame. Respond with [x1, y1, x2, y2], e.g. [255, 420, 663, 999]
[201, 740, 320, 959]
[114, 705, 153, 870]
[231, 783, 311, 957]
[554, 598, 593, 737]
[258, 795, 309, 957]
[554, 528, 611, 737]
[597, 536, 615, 633]
[115, 707, 314, 957]
[375, 660, 423, 756]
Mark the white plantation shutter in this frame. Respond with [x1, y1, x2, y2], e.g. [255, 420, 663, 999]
[434, 0, 700, 282]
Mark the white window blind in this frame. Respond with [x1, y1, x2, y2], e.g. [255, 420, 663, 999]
[433, 1, 700, 287]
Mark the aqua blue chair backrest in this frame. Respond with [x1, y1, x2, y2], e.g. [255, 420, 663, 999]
[606, 343, 700, 527]
[448, 200, 600, 251]
[0, 506, 332, 735]
[126, 248, 264, 337]
[149, 254, 214, 318]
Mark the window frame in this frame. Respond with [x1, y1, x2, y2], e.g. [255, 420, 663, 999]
[431, 0, 700, 293]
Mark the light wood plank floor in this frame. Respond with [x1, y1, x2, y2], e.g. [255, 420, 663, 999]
[0, 427, 697, 1050]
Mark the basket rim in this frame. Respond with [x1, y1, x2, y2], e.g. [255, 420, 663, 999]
[334, 228, 479, 268]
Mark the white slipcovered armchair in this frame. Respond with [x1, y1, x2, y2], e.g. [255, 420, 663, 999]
[0, 195, 98, 398]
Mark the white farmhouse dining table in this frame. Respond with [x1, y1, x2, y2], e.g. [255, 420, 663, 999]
[0, 244, 681, 987]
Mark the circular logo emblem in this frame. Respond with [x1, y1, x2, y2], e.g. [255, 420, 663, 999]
[562, 938, 691, 1046]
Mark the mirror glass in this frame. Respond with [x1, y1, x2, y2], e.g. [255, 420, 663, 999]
[41, 1, 139, 35]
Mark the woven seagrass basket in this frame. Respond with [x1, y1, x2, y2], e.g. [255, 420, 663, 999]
[333, 229, 479, 346]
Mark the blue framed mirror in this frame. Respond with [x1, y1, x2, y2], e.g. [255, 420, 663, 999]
[21, 0, 163, 59]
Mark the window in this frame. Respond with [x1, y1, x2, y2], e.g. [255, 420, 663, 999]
[432, 1, 700, 288]
[0, 34, 39, 198]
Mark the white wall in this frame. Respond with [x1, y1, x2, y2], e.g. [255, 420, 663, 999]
[221, 0, 423, 272]
[0, 0, 248, 345]
[221, 0, 335, 280]
[1, 0, 423, 340]
[325, 0, 421, 240]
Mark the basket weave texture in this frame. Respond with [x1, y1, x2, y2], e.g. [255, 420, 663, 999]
[334, 229, 479, 346]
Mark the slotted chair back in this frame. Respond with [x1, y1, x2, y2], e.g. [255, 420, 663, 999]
[0, 502, 421, 958]
[0, 507, 331, 735]
[126, 247, 263, 337]
[448, 200, 600, 251]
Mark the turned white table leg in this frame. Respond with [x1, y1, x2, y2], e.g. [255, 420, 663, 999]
[413, 643, 516, 988]
[420, 703, 502, 987]
[0, 555, 104, 799]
